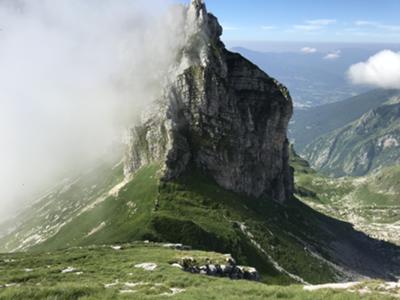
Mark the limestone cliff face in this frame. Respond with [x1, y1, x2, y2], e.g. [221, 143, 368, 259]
[124, 0, 294, 203]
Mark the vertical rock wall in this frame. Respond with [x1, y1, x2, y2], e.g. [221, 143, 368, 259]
[124, 0, 293, 203]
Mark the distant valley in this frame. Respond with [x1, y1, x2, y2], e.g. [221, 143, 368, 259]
[289, 89, 400, 177]
[233, 46, 373, 107]
[290, 89, 400, 152]
[289, 87, 400, 246]
[292, 148, 400, 246]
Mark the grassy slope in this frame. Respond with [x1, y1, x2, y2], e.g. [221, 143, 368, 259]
[292, 148, 400, 245]
[0, 159, 125, 253]
[32, 165, 339, 285]
[2, 158, 400, 287]
[31, 165, 160, 250]
[0, 243, 395, 300]
[28, 161, 400, 282]
[152, 168, 340, 284]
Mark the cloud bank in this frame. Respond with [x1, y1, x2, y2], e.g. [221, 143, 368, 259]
[294, 19, 336, 32]
[306, 19, 336, 26]
[355, 20, 400, 32]
[0, 0, 186, 219]
[348, 50, 400, 89]
[301, 47, 317, 54]
[324, 50, 341, 60]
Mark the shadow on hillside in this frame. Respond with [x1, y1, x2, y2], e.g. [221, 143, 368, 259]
[156, 166, 400, 283]
[287, 197, 400, 281]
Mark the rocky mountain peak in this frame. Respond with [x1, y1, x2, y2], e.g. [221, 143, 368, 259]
[187, 0, 220, 38]
[189, 0, 206, 18]
[124, 1, 294, 203]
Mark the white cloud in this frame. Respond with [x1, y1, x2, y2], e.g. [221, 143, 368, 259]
[324, 50, 341, 60]
[294, 19, 336, 32]
[306, 19, 336, 26]
[355, 20, 378, 26]
[294, 24, 321, 32]
[355, 20, 400, 32]
[348, 50, 400, 89]
[0, 0, 187, 219]
[301, 47, 317, 54]
[380, 24, 400, 32]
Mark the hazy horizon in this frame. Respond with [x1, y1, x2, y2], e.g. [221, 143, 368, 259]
[225, 40, 400, 53]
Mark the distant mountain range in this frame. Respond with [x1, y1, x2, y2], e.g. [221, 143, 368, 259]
[290, 89, 400, 177]
[305, 101, 400, 177]
[290, 89, 400, 152]
[232, 47, 375, 107]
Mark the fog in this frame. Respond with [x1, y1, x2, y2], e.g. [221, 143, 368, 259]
[0, 0, 187, 219]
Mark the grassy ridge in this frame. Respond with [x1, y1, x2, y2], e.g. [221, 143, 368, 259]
[152, 168, 337, 284]
[0, 243, 394, 300]
[0, 159, 125, 253]
[32, 165, 160, 250]
[2, 156, 400, 287]
[32, 165, 339, 284]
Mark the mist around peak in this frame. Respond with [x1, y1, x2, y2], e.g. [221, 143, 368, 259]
[0, 0, 190, 219]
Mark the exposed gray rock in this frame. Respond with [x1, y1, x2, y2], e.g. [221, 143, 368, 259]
[174, 256, 260, 281]
[124, 0, 293, 202]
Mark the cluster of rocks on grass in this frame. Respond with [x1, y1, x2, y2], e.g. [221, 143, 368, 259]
[173, 256, 260, 281]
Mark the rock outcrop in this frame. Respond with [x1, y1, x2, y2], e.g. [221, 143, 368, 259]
[124, 0, 293, 202]
[174, 256, 260, 281]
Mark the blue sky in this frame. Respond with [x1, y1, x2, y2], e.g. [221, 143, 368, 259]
[179, 0, 400, 43]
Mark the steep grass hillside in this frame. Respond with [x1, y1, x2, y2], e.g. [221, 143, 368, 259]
[0, 159, 125, 252]
[2, 161, 400, 285]
[0, 243, 398, 300]
[292, 149, 400, 245]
